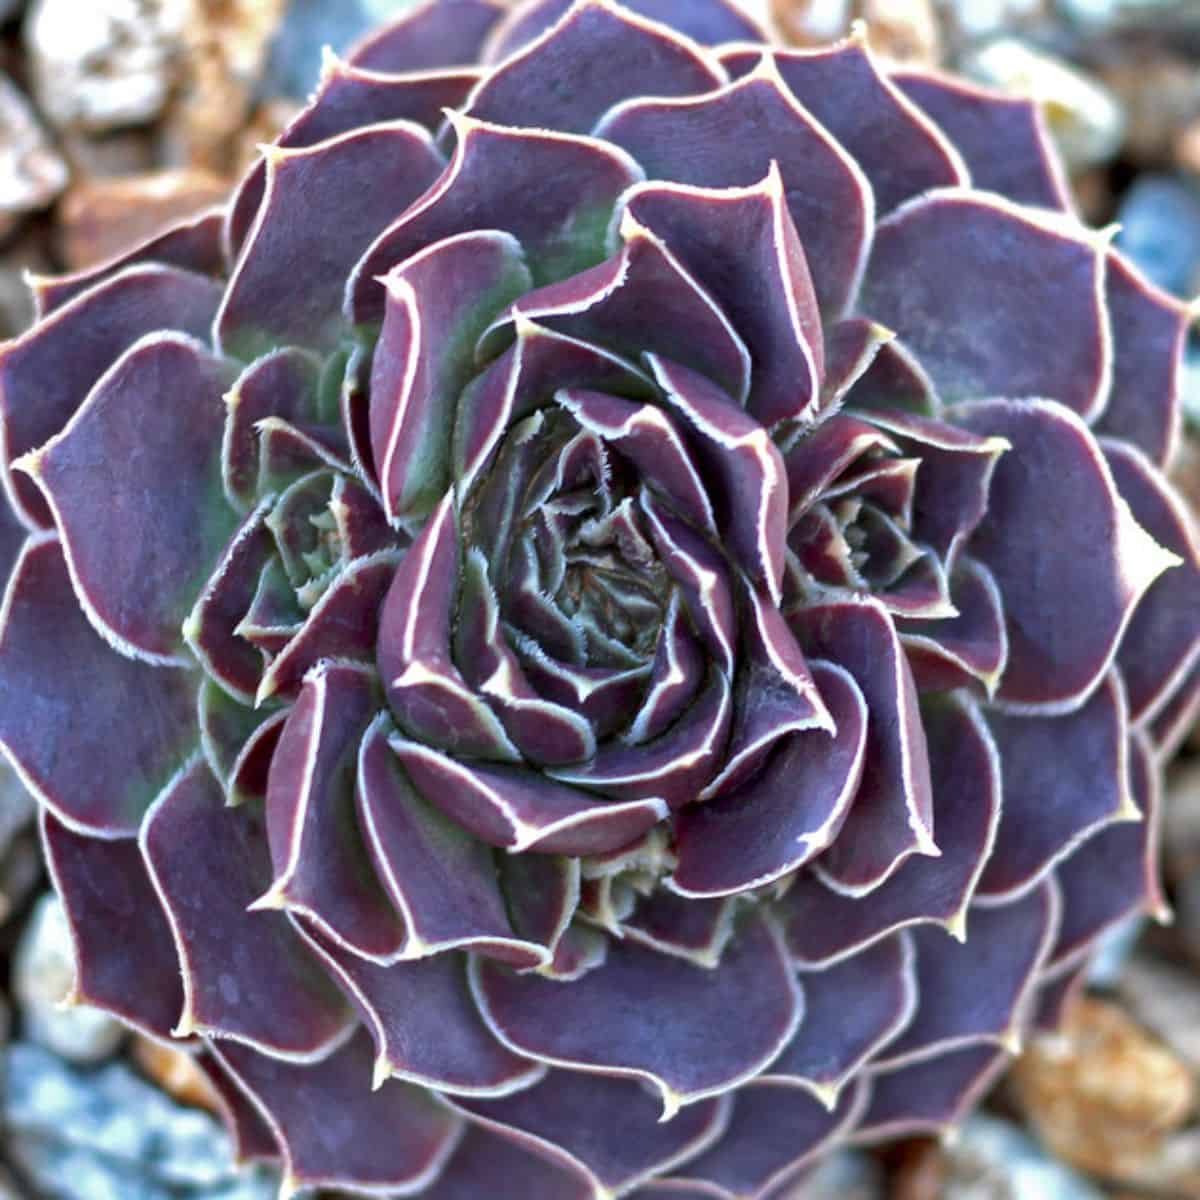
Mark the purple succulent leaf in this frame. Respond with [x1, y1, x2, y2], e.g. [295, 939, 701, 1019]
[671, 659, 865, 898]
[348, 116, 643, 326]
[482, 216, 752, 404]
[257, 662, 407, 960]
[356, 715, 554, 968]
[786, 504, 862, 593]
[15, 334, 238, 661]
[378, 496, 521, 760]
[498, 851, 580, 959]
[261, 470, 332, 585]
[770, 934, 917, 1104]
[978, 671, 1137, 900]
[556, 387, 716, 536]
[393, 734, 670, 854]
[1094, 250, 1190, 466]
[842, 333, 939, 416]
[863, 408, 1009, 569]
[294, 921, 543, 1096]
[603, 59, 873, 321]
[0, 265, 222, 528]
[648, 356, 788, 600]
[1049, 729, 1167, 967]
[371, 231, 531, 523]
[349, 0, 505, 71]
[218, 122, 445, 360]
[456, 550, 596, 765]
[781, 693, 1000, 964]
[550, 666, 731, 809]
[817, 318, 895, 412]
[454, 1070, 731, 1196]
[340, 343, 382, 495]
[1032, 951, 1090, 1032]
[854, 1046, 1007, 1142]
[331, 474, 398, 559]
[540, 920, 610, 981]
[0, 497, 23, 589]
[30, 208, 224, 318]
[484, 0, 769, 62]
[1104, 439, 1200, 724]
[40, 810, 186, 1040]
[0, 536, 196, 836]
[197, 676, 277, 788]
[227, 62, 480, 259]
[456, 325, 653, 502]
[623, 591, 704, 744]
[875, 881, 1059, 1068]
[704, 585, 834, 797]
[860, 191, 1108, 417]
[668, 1078, 868, 1200]
[621, 892, 739, 967]
[211, 1030, 463, 1197]
[615, 166, 828, 423]
[184, 499, 273, 703]
[256, 551, 400, 704]
[639, 487, 737, 673]
[579, 873, 636, 934]
[471, 909, 802, 1118]
[891, 66, 1073, 211]
[423, 1123, 594, 1200]
[463, 0, 724, 135]
[792, 596, 936, 893]
[821, 457, 919, 532]
[221, 348, 321, 512]
[782, 413, 899, 525]
[897, 556, 1008, 696]
[252, 418, 351, 502]
[952, 398, 1179, 712]
[193, 1052, 281, 1164]
[626, 1183, 727, 1200]
[140, 756, 353, 1056]
[227, 709, 288, 808]
[879, 552, 957, 622]
[762, 36, 968, 215]
[1150, 657, 1200, 760]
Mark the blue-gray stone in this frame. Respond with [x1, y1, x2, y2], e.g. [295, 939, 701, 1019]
[1116, 176, 1200, 299]
[956, 1116, 1108, 1200]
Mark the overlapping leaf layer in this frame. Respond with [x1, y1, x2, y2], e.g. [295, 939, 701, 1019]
[1, 1, 1197, 1196]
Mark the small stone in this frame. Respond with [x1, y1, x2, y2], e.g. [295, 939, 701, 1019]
[1114, 174, 1200, 298]
[803, 1148, 886, 1198]
[24, 0, 193, 134]
[57, 166, 230, 269]
[262, 0, 382, 100]
[962, 39, 1126, 172]
[132, 1036, 221, 1113]
[939, 0, 1049, 42]
[1177, 118, 1200, 178]
[13, 892, 125, 1064]
[771, 0, 852, 47]
[1010, 996, 1195, 1183]
[0, 76, 68, 241]
[855, 0, 941, 65]
[3, 1040, 279, 1198]
[0, 829, 42, 928]
[1118, 951, 1200, 1073]
[1096, 51, 1200, 166]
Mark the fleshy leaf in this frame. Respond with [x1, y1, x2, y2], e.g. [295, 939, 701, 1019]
[41, 810, 185, 1039]
[349, 0, 504, 71]
[218, 122, 444, 359]
[424, 1124, 593, 1200]
[978, 671, 1136, 900]
[952, 398, 1179, 712]
[18, 334, 236, 663]
[0, 536, 195, 836]
[671, 660, 866, 897]
[464, 0, 723, 134]
[212, 1031, 462, 1196]
[792, 596, 936, 893]
[194, 1053, 280, 1165]
[860, 190, 1108, 417]
[140, 757, 352, 1056]
[472, 910, 801, 1118]
[1, 265, 221, 527]
[782, 693, 1000, 964]
[602, 60, 872, 318]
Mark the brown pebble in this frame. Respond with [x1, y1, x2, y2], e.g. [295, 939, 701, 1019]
[132, 1036, 221, 1113]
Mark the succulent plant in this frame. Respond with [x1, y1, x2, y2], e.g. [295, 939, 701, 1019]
[2, 0, 1198, 1195]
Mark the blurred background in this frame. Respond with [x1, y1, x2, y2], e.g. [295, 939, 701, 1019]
[0, 1, 1197, 1197]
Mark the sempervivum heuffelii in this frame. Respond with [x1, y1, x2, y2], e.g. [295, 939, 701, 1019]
[1, 0, 1198, 1195]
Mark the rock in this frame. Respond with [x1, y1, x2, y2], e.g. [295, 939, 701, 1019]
[3, 1040, 278, 1199]
[24, 0, 193, 134]
[803, 1148, 886, 1198]
[263, 0, 383, 100]
[1118, 951, 1200, 1074]
[962, 39, 1126, 172]
[855, 0, 941, 65]
[771, 0, 853, 47]
[1096, 50, 1200, 166]
[938, 0, 1049, 43]
[1085, 914, 1144, 988]
[0, 227, 50, 340]
[0, 829, 41, 928]
[13, 892, 125, 1064]
[132, 1036, 221, 1113]
[1178, 117, 1200, 178]
[1009, 996, 1195, 1184]
[1115, 174, 1200, 298]
[0, 76, 68, 242]
[57, 166, 230, 269]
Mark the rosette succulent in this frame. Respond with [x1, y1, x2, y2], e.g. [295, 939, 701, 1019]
[2, 0, 1198, 1195]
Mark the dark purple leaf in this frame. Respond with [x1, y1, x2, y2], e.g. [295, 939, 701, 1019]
[621, 892, 738, 967]
[424, 1124, 593, 1200]
[194, 1053, 280, 1164]
[349, 0, 504, 71]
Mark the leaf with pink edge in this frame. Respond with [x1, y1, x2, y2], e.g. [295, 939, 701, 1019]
[424, 1124, 593, 1200]
[349, 0, 504, 71]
